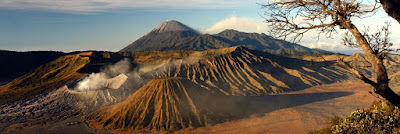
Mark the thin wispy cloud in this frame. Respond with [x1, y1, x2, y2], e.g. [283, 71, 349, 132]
[0, 0, 252, 13]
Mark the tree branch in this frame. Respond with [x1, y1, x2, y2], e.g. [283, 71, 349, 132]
[336, 58, 377, 86]
[380, 0, 400, 23]
[297, 23, 337, 29]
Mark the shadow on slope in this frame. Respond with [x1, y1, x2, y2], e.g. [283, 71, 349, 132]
[0, 51, 66, 84]
[223, 91, 353, 119]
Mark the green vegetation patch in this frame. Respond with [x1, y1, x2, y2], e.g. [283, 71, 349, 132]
[310, 100, 400, 134]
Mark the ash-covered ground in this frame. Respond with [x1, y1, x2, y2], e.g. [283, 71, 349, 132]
[0, 73, 139, 134]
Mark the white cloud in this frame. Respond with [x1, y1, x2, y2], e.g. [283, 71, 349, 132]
[203, 16, 359, 53]
[203, 16, 269, 34]
[302, 41, 349, 51]
[0, 0, 253, 13]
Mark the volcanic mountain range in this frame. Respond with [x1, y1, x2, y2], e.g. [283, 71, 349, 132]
[0, 46, 356, 133]
[120, 20, 331, 55]
[2, 20, 400, 133]
[0, 46, 347, 105]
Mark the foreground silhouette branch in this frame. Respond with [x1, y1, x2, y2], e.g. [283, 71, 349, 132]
[380, 0, 400, 23]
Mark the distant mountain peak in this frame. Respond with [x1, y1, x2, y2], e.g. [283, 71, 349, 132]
[219, 29, 262, 34]
[216, 29, 253, 37]
[221, 29, 240, 32]
[218, 29, 241, 34]
[151, 20, 198, 34]
[119, 20, 200, 52]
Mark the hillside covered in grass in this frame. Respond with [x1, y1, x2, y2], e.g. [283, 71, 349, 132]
[0, 51, 66, 82]
[0, 54, 89, 105]
[0, 52, 128, 105]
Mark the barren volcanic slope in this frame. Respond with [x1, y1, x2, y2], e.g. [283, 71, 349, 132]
[346, 52, 400, 76]
[140, 46, 351, 95]
[302, 52, 400, 80]
[86, 77, 222, 132]
[84, 77, 355, 133]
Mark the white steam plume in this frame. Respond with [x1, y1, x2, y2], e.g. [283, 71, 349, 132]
[74, 52, 204, 92]
[75, 73, 108, 92]
[75, 58, 131, 92]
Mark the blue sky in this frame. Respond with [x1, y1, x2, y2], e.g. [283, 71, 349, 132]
[0, 0, 399, 54]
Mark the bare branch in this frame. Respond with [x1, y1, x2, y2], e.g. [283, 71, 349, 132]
[297, 23, 337, 29]
[342, 21, 399, 59]
[262, 0, 380, 42]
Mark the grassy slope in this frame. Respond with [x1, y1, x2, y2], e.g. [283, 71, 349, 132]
[0, 51, 66, 81]
[126, 50, 192, 64]
[125, 47, 242, 64]
[0, 54, 90, 105]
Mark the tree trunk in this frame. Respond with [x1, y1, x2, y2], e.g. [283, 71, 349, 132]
[342, 20, 400, 107]
[380, 0, 400, 23]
